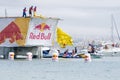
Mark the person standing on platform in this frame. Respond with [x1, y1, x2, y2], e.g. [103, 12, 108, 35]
[22, 7, 27, 17]
[29, 6, 33, 17]
[33, 6, 37, 17]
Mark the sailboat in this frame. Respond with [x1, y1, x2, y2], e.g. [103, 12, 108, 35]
[98, 14, 120, 56]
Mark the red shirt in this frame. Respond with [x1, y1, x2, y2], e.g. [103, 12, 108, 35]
[29, 6, 33, 11]
[23, 8, 26, 12]
[34, 7, 36, 12]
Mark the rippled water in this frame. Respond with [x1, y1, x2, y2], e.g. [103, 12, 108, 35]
[0, 57, 120, 80]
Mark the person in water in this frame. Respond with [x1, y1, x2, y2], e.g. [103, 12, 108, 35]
[88, 44, 95, 53]
[75, 47, 77, 53]
[63, 49, 69, 58]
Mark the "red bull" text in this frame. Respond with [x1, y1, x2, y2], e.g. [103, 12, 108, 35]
[29, 32, 51, 40]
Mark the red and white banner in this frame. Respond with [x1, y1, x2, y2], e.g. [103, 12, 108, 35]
[0, 17, 59, 47]
[26, 18, 58, 46]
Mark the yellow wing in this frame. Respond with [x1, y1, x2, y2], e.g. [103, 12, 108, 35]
[56, 27, 73, 48]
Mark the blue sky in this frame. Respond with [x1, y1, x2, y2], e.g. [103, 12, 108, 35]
[0, 0, 120, 40]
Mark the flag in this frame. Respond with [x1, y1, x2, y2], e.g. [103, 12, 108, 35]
[56, 27, 73, 48]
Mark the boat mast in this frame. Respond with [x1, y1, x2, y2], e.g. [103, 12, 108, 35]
[5, 8, 7, 17]
[111, 14, 120, 41]
[111, 14, 114, 42]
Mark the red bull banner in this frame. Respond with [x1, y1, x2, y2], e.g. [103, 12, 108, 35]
[26, 18, 58, 46]
[0, 18, 30, 47]
[0, 17, 58, 47]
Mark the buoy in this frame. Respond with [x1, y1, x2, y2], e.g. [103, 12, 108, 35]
[52, 53, 58, 61]
[84, 53, 92, 62]
[9, 52, 14, 60]
[27, 52, 32, 61]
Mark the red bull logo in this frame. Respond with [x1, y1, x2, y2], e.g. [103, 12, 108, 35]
[34, 23, 50, 32]
[29, 23, 51, 40]
[0, 22, 23, 44]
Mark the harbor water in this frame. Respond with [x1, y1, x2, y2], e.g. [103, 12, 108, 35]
[0, 57, 120, 80]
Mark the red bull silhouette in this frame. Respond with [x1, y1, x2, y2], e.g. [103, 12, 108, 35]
[34, 23, 50, 32]
[0, 22, 23, 44]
